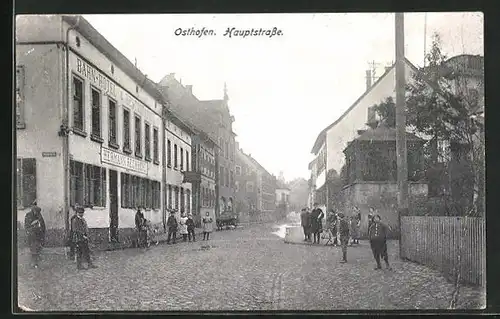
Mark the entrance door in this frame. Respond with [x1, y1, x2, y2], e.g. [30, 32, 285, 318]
[109, 169, 119, 242]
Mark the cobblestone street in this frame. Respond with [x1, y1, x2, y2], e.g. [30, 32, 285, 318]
[17, 223, 485, 311]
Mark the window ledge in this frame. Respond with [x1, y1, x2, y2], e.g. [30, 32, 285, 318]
[154, 159, 160, 165]
[91, 134, 104, 144]
[145, 156, 152, 162]
[72, 127, 88, 138]
[89, 206, 106, 210]
[167, 164, 172, 168]
[123, 147, 132, 154]
[135, 152, 143, 159]
[16, 123, 26, 130]
[109, 141, 120, 150]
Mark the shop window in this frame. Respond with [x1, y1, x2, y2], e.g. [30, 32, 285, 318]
[152, 181, 161, 209]
[123, 109, 131, 153]
[16, 158, 36, 208]
[108, 98, 118, 147]
[145, 123, 151, 161]
[168, 184, 173, 209]
[72, 76, 85, 133]
[90, 87, 102, 141]
[175, 186, 179, 209]
[16, 66, 25, 129]
[134, 115, 142, 158]
[180, 187, 185, 213]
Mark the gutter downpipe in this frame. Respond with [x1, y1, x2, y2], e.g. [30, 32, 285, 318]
[162, 101, 168, 232]
[64, 16, 81, 240]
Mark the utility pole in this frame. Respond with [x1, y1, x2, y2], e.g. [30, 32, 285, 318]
[395, 12, 409, 259]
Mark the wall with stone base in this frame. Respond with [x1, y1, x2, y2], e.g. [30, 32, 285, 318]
[336, 181, 428, 239]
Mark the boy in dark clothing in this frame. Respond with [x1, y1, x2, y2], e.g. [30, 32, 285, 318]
[67, 206, 79, 260]
[24, 202, 46, 268]
[72, 207, 97, 270]
[166, 211, 178, 244]
[300, 208, 310, 241]
[337, 212, 350, 263]
[135, 207, 146, 248]
[311, 203, 324, 244]
[186, 214, 196, 242]
[368, 214, 392, 270]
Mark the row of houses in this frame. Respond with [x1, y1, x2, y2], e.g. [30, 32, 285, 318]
[307, 54, 484, 236]
[15, 15, 285, 247]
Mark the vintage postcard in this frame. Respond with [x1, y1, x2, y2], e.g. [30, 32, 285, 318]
[15, 12, 485, 312]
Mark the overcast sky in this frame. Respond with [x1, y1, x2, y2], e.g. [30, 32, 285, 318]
[84, 12, 483, 181]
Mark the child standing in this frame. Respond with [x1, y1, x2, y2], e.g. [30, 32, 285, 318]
[186, 214, 196, 242]
[202, 212, 213, 240]
[179, 213, 188, 242]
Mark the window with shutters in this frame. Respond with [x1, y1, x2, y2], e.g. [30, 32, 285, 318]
[167, 139, 172, 167]
[16, 66, 26, 129]
[90, 87, 102, 141]
[186, 189, 191, 213]
[174, 144, 178, 169]
[186, 150, 190, 171]
[108, 98, 118, 148]
[180, 147, 184, 171]
[123, 109, 131, 153]
[16, 158, 36, 208]
[134, 115, 142, 158]
[144, 123, 151, 161]
[72, 76, 85, 133]
[70, 161, 106, 207]
[153, 127, 159, 165]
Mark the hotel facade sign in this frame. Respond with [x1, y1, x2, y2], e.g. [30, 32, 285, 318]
[101, 147, 148, 175]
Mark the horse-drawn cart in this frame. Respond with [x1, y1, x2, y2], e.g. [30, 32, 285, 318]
[216, 212, 239, 230]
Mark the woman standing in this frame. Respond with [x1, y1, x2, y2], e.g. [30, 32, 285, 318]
[179, 213, 188, 242]
[202, 212, 214, 240]
[24, 202, 46, 269]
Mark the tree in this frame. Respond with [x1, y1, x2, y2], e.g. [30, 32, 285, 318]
[370, 97, 396, 128]
[403, 32, 484, 216]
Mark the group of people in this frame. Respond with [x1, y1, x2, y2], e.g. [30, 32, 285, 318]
[165, 210, 214, 244]
[300, 203, 392, 270]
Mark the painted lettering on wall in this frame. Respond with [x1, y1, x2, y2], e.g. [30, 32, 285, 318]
[101, 147, 148, 175]
[76, 58, 116, 97]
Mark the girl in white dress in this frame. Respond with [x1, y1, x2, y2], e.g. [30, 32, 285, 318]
[179, 213, 188, 242]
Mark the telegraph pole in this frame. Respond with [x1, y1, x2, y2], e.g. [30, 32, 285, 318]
[395, 12, 409, 259]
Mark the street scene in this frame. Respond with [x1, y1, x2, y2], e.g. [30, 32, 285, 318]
[16, 12, 484, 312]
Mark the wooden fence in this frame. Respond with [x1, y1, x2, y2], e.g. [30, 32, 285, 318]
[401, 216, 486, 287]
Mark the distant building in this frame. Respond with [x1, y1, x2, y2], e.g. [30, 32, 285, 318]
[157, 76, 237, 218]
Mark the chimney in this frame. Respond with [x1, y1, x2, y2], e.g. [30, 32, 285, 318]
[186, 85, 193, 94]
[167, 72, 175, 79]
[365, 70, 372, 91]
[236, 141, 240, 150]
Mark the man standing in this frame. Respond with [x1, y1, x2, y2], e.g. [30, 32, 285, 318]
[24, 201, 46, 269]
[368, 214, 392, 270]
[166, 210, 178, 244]
[71, 206, 97, 270]
[135, 207, 145, 248]
[300, 208, 310, 241]
[310, 203, 324, 244]
[338, 212, 350, 263]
